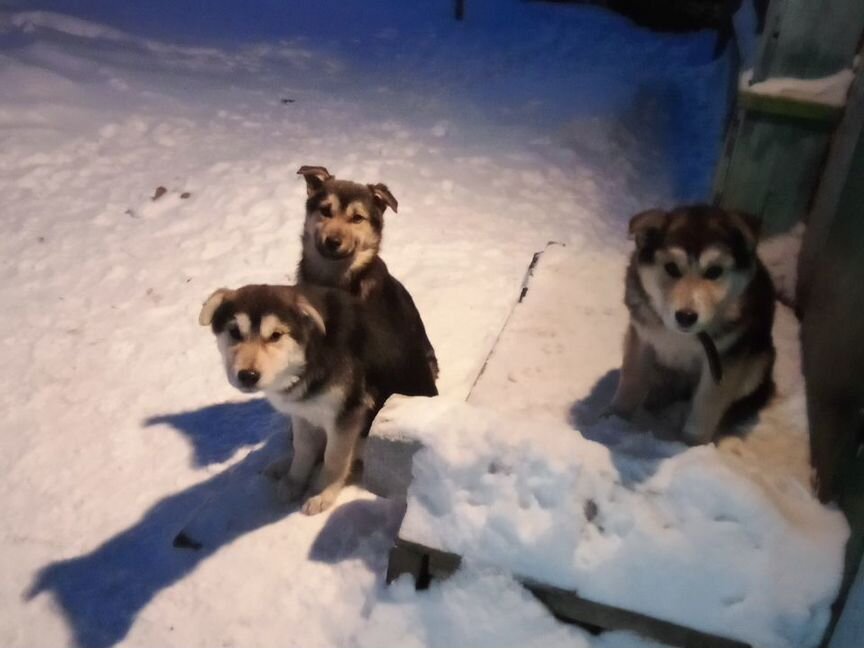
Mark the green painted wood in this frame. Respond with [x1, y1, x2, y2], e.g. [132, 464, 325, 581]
[754, 0, 864, 82]
[715, 108, 833, 235]
[715, 0, 863, 234]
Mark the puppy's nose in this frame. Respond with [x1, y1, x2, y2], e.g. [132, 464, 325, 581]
[675, 309, 698, 329]
[323, 235, 341, 252]
[237, 369, 260, 388]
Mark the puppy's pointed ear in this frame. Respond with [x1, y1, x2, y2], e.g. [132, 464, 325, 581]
[199, 288, 233, 326]
[296, 295, 326, 335]
[628, 209, 668, 249]
[368, 183, 398, 214]
[728, 211, 761, 249]
[297, 166, 333, 196]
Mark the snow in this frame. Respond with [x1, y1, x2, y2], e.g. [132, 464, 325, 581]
[0, 1, 805, 647]
[741, 68, 856, 107]
[758, 223, 805, 307]
[396, 396, 846, 648]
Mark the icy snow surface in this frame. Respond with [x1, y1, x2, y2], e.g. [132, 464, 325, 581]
[0, 1, 756, 646]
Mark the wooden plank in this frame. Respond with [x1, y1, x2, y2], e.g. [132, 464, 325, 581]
[387, 538, 752, 648]
[738, 90, 843, 123]
[386, 540, 429, 587]
[715, 108, 833, 235]
[528, 582, 750, 648]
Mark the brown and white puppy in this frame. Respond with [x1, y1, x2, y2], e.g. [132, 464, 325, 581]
[199, 284, 395, 515]
[296, 165, 439, 395]
[609, 205, 776, 444]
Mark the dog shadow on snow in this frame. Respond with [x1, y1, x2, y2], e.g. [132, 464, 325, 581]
[24, 398, 400, 648]
[570, 369, 764, 485]
[569, 369, 689, 485]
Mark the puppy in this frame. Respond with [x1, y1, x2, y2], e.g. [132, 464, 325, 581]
[199, 284, 400, 515]
[295, 165, 439, 395]
[609, 205, 776, 444]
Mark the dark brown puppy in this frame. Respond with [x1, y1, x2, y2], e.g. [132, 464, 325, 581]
[296, 165, 438, 397]
[610, 204, 776, 444]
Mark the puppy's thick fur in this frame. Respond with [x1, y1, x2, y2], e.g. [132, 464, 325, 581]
[199, 284, 417, 515]
[296, 165, 438, 395]
[610, 205, 776, 444]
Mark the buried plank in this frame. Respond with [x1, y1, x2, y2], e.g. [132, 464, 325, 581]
[387, 538, 750, 648]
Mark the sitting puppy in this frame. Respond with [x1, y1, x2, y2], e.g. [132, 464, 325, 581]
[609, 205, 776, 444]
[295, 165, 438, 395]
[199, 284, 409, 515]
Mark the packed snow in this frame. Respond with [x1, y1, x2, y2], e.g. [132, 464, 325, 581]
[0, 1, 832, 647]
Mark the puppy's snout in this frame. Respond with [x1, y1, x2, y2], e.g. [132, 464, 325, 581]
[323, 235, 342, 252]
[675, 309, 698, 330]
[237, 369, 260, 388]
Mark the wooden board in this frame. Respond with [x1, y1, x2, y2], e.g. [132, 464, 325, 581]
[387, 538, 751, 648]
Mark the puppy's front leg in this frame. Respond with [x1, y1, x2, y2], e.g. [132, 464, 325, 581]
[682, 363, 725, 445]
[682, 354, 772, 445]
[609, 325, 653, 417]
[301, 409, 366, 515]
[275, 417, 325, 503]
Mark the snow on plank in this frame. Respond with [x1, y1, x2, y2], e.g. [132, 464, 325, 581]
[386, 244, 848, 648]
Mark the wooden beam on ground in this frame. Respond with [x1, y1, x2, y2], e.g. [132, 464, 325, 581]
[386, 538, 752, 648]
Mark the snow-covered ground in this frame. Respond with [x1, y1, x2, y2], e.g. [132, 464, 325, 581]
[0, 2, 763, 646]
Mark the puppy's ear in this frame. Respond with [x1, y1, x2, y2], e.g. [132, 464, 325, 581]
[199, 288, 233, 326]
[297, 166, 333, 196]
[368, 183, 398, 214]
[728, 211, 761, 249]
[628, 209, 668, 249]
[296, 295, 326, 335]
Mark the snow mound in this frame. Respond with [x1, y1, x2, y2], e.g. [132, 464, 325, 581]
[388, 396, 848, 648]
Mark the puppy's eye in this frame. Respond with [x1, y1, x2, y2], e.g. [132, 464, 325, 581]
[664, 262, 682, 279]
[269, 331, 283, 343]
[350, 214, 364, 224]
[704, 265, 724, 280]
[319, 205, 332, 218]
[228, 325, 243, 341]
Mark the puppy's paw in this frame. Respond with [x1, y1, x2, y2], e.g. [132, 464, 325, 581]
[681, 420, 713, 446]
[301, 490, 337, 516]
[263, 456, 293, 481]
[276, 477, 305, 503]
[605, 397, 638, 421]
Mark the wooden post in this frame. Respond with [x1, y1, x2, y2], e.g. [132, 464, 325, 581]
[797, 64, 864, 646]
